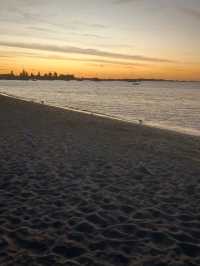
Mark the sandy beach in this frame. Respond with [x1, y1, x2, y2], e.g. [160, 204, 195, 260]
[0, 94, 200, 266]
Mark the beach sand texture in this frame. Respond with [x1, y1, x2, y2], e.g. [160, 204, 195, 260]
[0, 94, 200, 266]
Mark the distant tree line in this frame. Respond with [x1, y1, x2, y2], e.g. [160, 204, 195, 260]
[0, 70, 75, 81]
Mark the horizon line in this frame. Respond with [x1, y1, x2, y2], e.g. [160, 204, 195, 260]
[0, 70, 199, 82]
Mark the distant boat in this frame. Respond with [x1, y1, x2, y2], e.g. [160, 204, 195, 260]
[132, 82, 140, 85]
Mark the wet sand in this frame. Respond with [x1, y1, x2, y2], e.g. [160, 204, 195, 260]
[0, 94, 200, 266]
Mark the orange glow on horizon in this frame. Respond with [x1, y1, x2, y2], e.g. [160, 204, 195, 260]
[0, 55, 199, 81]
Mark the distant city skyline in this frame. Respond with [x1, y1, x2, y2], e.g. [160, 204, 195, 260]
[0, 69, 199, 82]
[0, 0, 200, 80]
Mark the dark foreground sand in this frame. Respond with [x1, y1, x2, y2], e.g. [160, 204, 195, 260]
[0, 95, 200, 266]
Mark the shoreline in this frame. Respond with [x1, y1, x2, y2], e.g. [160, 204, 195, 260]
[1, 92, 200, 138]
[0, 94, 200, 265]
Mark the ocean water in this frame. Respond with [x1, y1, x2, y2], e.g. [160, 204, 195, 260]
[0, 80, 199, 136]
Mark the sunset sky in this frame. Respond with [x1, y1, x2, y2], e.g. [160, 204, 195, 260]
[0, 0, 200, 80]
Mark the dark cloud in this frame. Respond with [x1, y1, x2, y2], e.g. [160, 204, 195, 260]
[3, 49, 135, 67]
[28, 26, 104, 39]
[50, 21, 107, 30]
[180, 7, 200, 20]
[114, 0, 139, 4]
[28, 26, 58, 34]
[25, 52, 146, 67]
[0, 55, 11, 58]
[0, 41, 175, 63]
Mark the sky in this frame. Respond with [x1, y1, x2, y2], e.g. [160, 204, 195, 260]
[0, 0, 200, 80]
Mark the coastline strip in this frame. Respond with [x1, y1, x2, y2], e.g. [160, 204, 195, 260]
[0, 91, 199, 137]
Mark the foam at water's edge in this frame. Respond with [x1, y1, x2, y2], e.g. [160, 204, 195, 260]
[147, 122, 200, 137]
[0, 92, 200, 137]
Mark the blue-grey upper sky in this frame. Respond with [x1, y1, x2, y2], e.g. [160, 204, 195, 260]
[0, 0, 200, 79]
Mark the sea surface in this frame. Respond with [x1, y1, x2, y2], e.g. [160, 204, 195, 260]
[0, 80, 199, 136]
